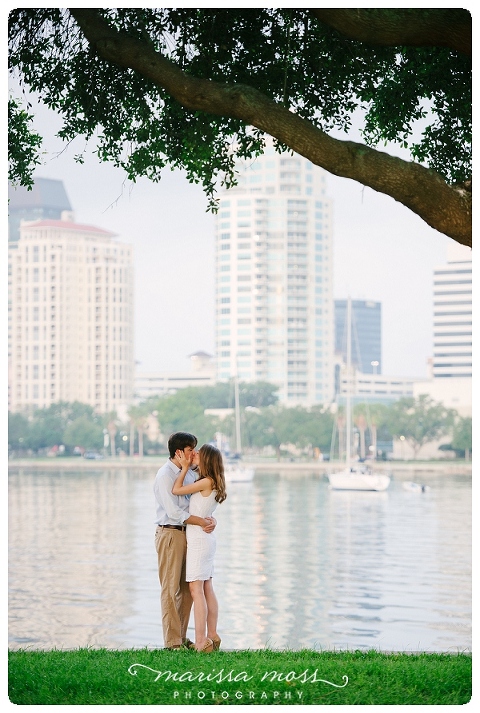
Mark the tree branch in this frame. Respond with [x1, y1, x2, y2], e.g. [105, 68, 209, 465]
[69, 8, 471, 247]
[311, 8, 472, 56]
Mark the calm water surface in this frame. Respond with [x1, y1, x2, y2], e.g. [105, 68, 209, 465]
[8, 467, 471, 652]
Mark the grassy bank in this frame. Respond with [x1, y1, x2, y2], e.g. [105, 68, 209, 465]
[8, 648, 471, 706]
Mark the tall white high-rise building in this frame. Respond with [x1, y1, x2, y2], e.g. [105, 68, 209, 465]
[214, 144, 334, 405]
[9, 213, 134, 413]
[432, 242, 472, 379]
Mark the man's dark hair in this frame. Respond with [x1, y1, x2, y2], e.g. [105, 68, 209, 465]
[168, 432, 197, 458]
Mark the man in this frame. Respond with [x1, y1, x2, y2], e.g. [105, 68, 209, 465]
[154, 431, 216, 649]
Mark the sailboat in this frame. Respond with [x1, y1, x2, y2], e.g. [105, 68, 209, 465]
[223, 374, 255, 483]
[327, 298, 390, 492]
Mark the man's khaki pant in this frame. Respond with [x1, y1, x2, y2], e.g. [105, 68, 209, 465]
[155, 526, 192, 648]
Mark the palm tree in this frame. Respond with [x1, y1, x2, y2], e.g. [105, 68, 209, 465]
[128, 405, 151, 458]
[353, 408, 368, 460]
[336, 413, 346, 461]
[105, 413, 117, 458]
[366, 403, 389, 461]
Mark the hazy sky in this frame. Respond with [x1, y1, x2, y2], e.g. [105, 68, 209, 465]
[9, 76, 454, 378]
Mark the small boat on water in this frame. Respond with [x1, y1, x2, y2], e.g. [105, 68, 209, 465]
[403, 481, 430, 493]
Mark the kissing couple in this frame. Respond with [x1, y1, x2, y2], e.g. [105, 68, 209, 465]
[154, 432, 227, 652]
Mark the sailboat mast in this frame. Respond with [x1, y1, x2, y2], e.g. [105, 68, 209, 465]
[346, 297, 352, 467]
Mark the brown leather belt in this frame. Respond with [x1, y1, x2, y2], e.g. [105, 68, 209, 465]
[159, 524, 186, 531]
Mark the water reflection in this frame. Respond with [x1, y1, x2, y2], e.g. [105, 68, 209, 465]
[9, 469, 139, 648]
[8, 468, 471, 652]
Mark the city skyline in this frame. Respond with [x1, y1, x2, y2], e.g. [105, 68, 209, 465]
[8, 88, 453, 380]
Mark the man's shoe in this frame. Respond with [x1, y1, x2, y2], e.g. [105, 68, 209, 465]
[182, 638, 195, 650]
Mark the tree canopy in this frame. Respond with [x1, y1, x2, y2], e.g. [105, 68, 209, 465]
[8, 97, 42, 188]
[450, 416, 472, 458]
[9, 8, 471, 245]
[9, 390, 465, 460]
[8, 401, 106, 454]
[387, 394, 455, 459]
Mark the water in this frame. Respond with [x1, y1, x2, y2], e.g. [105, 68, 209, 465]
[8, 466, 471, 652]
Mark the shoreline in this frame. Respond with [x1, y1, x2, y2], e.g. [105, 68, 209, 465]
[7, 457, 471, 475]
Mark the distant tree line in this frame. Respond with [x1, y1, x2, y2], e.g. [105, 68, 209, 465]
[8, 383, 472, 461]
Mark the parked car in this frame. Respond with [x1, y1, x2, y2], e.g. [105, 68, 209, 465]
[83, 451, 103, 460]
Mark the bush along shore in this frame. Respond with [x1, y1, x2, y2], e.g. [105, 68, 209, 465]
[8, 648, 472, 706]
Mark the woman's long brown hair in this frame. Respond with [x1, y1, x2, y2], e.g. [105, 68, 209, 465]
[198, 444, 227, 503]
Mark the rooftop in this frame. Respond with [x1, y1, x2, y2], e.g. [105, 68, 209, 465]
[22, 218, 115, 237]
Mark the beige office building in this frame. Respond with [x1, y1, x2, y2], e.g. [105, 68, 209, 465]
[9, 213, 134, 414]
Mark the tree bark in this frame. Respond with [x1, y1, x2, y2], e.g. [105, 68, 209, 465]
[69, 8, 471, 247]
[311, 9, 472, 56]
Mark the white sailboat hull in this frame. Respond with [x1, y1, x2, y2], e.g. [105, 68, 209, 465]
[224, 464, 255, 483]
[328, 467, 390, 491]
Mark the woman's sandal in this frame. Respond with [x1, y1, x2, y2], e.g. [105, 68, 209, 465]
[211, 636, 221, 651]
[197, 638, 214, 653]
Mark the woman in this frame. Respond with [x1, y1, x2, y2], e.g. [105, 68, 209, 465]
[173, 443, 227, 653]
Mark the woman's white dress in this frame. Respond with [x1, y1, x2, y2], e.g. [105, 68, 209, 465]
[186, 490, 218, 582]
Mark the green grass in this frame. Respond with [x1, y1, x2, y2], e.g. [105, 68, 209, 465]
[8, 648, 471, 705]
